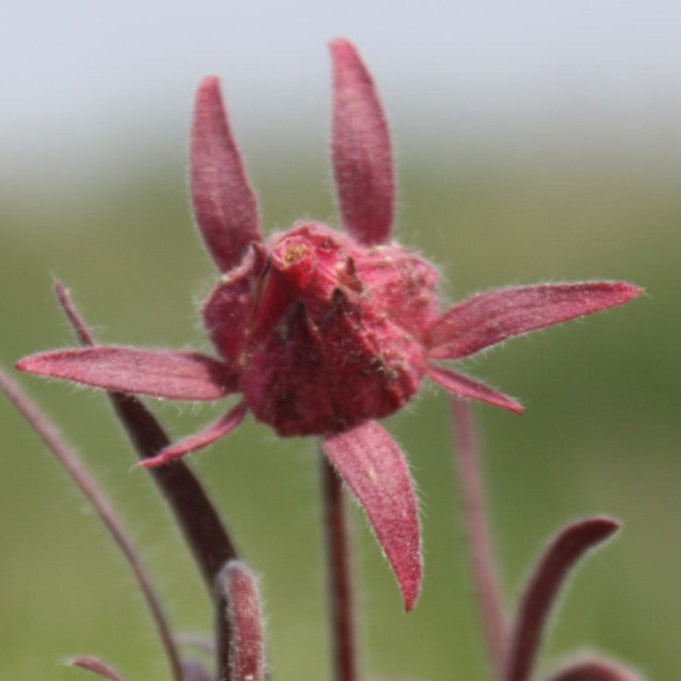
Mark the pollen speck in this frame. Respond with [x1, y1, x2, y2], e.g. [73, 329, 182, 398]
[282, 243, 309, 265]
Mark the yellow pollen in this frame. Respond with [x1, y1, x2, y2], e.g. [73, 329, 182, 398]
[283, 243, 309, 265]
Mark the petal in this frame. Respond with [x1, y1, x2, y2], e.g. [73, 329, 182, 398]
[219, 561, 266, 681]
[16, 347, 236, 400]
[139, 402, 248, 468]
[330, 39, 395, 245]
[427, 282, 644, 360]
[427, 364, 524, 414]
[322, 420, 422, 611]
[505, 517, 621, 681]
[191, 76, 262, 271]
[546, 657, 646, 681]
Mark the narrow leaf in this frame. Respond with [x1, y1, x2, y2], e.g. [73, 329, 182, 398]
[427, 364, 524, 414]
[69, 657, 133, 681]
[220, 561, 266, 681]
[546, 657, 646, 681]
[330, 38, 394, 245]
[504, 517, 621, 681]
[323, 420, 422, 611]
[192, 76, 261, 271]
[139, 401, 248, 468]
[17, 346, 236, 400]
[428, 282, 644, 360]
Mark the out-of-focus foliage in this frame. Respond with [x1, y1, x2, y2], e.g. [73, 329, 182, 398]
[2, 147, 679, 681]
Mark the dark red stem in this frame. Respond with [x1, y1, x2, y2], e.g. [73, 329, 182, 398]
[320, 450, 358, 681]
[451, 397, 507, 680]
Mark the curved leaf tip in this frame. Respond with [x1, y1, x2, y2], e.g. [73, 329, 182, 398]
[505, 516, 621, 681]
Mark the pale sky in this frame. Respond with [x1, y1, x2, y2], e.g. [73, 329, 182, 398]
[3, 0, 681, 191]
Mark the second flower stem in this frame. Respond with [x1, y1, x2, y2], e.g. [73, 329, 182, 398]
[451, 397, 507, 681]
[320, 450, 358, 681]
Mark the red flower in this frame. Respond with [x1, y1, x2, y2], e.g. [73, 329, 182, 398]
[16, 39, 642, 611]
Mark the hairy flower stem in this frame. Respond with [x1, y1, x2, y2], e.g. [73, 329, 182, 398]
[320, 450, 359, 681]
[451, 397, 507, 680]
[0, 368, 184, 681]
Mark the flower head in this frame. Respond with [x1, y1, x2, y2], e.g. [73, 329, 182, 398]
[16, 39, 642, 611]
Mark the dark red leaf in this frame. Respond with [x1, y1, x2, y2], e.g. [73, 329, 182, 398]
[504, 517, 621, 681]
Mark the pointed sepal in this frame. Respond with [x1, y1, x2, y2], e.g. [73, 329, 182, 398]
[192, 76, 262, 271]
[427, 364, 524, 414]
[139, 402, 248, 467]
[428, 282, 644, 360]
[323, 420, 422, 611]
[330, 39, 395, 245]
[16, 347, 237, 400]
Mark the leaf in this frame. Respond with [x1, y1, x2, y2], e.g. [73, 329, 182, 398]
[504, 517, 621, 681]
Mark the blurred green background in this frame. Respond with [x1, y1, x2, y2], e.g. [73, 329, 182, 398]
[3, 3, 681, 680]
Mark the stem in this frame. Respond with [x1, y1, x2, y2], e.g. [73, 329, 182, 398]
[320, 450, 358, 681]
[451, 397, 507, 680]
[1, 368, 184, 681]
